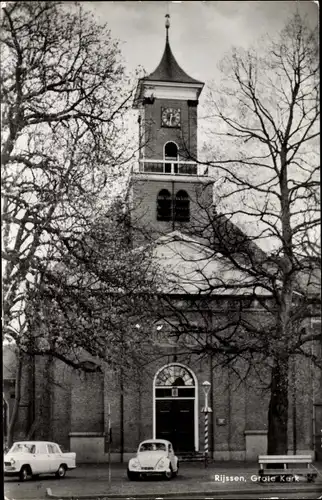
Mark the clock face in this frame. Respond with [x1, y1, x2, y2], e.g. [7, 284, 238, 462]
[161, 107, 181, 127]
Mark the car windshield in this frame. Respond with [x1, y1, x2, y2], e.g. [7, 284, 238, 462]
[139, 443, 166, 452]
[10, 443, 36, 453]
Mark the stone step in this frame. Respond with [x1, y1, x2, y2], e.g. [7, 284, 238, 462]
[177, 452, 206, 462]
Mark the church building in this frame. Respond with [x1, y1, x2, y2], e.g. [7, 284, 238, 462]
[8, 15, 321, 463]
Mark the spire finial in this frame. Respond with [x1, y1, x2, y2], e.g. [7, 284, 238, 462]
[165, 13, 170, 40]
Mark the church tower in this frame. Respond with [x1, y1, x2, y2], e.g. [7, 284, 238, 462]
[131, 15, 213, 245]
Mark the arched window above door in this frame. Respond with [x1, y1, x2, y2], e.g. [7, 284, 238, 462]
[155, 364, 195, 386]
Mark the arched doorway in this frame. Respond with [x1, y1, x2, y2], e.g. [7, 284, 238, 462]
[153, 363, 198, 452]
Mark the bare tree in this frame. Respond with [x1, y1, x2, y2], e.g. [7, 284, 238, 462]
[156, 13, 320, 455]
[1, 1, 139, 445]
[25, 199, 162, 372]
[1, 0, 135, 337]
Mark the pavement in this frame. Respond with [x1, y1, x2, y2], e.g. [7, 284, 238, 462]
[44, 461, 322, 498]
[4, 461, 322, 499]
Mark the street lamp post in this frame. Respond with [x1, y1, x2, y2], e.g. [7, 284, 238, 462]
[202, 381, 212, 468]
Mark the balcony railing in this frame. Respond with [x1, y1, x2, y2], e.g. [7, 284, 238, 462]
[138, 159, 198, 175]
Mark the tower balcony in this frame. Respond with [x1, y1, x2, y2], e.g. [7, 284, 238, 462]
[138, 159, 200, 176]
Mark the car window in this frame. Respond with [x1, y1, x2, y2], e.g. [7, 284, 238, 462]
[50, 444, 60, 454]
[155, 443, 166, 451]
[11, 443, 35, 453]
[47, 444, 55, 453]
[139, 443, 153, 452]
[139, 443, 166, 452]
[37, 443, 47, 454]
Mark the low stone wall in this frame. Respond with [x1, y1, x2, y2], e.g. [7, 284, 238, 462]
[69, 432, 106, 463]
[244, 430, 267, 461]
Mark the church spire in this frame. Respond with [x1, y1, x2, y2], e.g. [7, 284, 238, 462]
[143, 13, 203, 85]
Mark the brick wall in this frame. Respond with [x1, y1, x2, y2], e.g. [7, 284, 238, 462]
[37, 345, 321, 459]
[143, 98, 197, 160]
[131, 177, 213, 246]
[71, 370, 104, 433]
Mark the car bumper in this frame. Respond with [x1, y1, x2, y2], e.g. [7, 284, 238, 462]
[129, 469, 169, 475]
[4, 470, 20, 477]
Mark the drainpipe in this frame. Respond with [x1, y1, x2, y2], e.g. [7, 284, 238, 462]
[120, 367, 124, 463]
[172, 180, 175, 232]
[209, 353, 214, 460]
[292, 355, 297, 454]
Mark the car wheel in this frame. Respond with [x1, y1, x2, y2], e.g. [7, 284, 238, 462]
[20, 466, 30, 482]
[164, 465, 173, 480]
[55, 464, 66, 478]
[127, 469, 139, 481]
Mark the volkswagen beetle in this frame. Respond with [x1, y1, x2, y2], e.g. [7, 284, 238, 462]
[127, 439, 179, 480]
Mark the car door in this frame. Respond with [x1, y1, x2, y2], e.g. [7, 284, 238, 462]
[46, 444, 56, 472]
[34, 443, 50, 474]
[50, 443, 61, 471]
[29, 444, 41, 474]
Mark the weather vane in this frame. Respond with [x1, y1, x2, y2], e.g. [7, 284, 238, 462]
[165, 0, 170, 30]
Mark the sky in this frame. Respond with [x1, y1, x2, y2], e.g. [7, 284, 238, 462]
[82, 0, 319, 158]
[83, 0, 318, 94]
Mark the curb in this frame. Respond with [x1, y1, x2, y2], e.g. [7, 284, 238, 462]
[46, 484, 322, 499]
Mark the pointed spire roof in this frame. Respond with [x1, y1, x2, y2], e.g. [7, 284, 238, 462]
[144, 14, 203, 85]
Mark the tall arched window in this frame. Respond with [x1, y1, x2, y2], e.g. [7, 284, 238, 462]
[175, 190, 190, 222]
[164, 142, 178, 174]
[157, 189, 172, 221]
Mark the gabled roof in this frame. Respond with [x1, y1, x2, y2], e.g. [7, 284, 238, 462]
[147, 231, 270, 296]
[144, 33, 203, 85]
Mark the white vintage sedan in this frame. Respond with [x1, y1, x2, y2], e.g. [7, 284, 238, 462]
[4, 441, 76, 481]
[127, 439, 179, 480]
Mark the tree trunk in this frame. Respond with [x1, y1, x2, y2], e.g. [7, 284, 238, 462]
[267, 355, 289, 455]
[26, 418, 39, 440]
[7, 354, 23, 448]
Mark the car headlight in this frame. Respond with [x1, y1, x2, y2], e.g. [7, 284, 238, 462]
[130, 459, 140, 469]
[10, 458, 15, 465]
[156, 458, 167, 470]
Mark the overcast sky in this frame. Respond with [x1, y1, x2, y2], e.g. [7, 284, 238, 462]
[84, 0, 318, 89]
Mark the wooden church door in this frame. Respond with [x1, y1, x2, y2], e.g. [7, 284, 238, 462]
[154, 364, 197, 453]
[156, 399, 194, 451]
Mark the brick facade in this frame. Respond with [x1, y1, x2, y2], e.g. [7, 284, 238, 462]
[26, 344, 320, 461]
[131, 177, 213, 245]
[142, 98, 197, 160]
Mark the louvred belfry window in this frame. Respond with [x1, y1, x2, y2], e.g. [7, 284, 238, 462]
[175, 190, 190, 222]
[157, 189, 172, 221]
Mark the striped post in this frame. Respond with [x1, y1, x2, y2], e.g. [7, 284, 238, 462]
[202, 380, 212, 468]
[204, 411, 209, 468]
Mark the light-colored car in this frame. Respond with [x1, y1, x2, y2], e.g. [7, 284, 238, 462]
[4, 441, 76, 481]
[127, 439, 179, 480]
